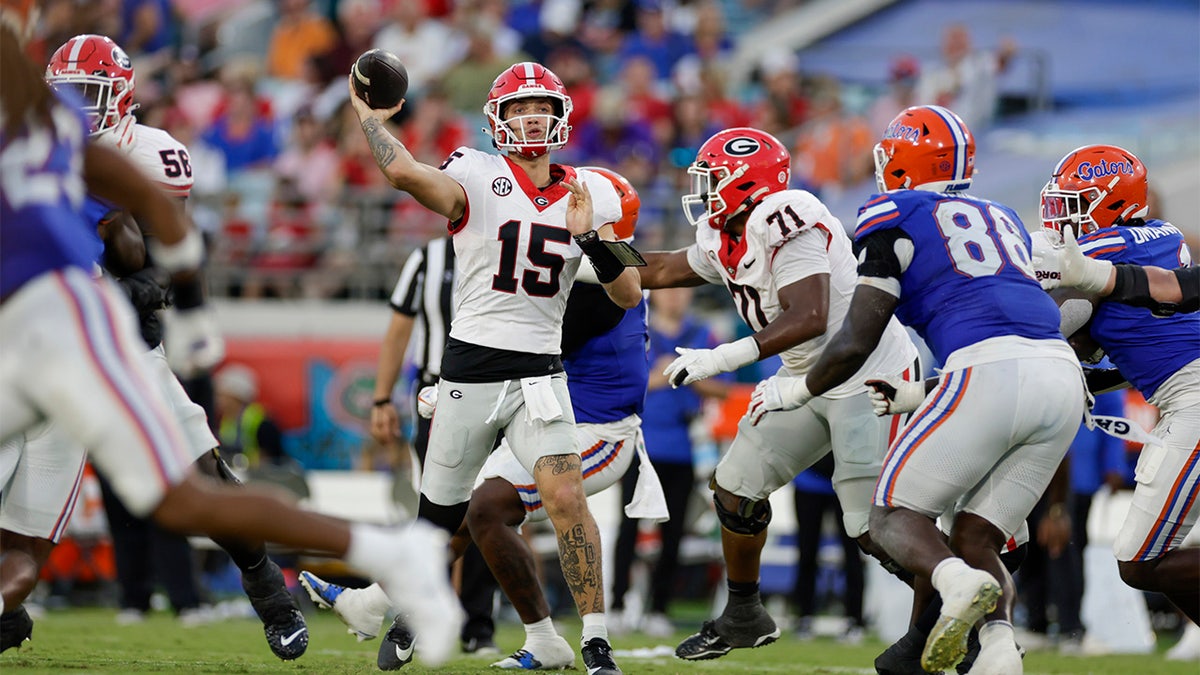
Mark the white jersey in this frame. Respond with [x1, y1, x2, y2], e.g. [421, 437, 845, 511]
[686, 190, 918, 397]
[440, 147, 621, 355]
[107, 122, 193, 199]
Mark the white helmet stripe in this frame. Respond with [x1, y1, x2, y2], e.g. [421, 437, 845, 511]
[522, 62, 535, 83]
[67, 35, 86, 64]
[928, 105, 969, 182]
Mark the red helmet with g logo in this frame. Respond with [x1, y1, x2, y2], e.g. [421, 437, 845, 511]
[873, 105, 974, 193]
[1040, 144, 1148, 237]
[484, 62, 572, 160]
[46, 34, 137, 135]
[682, 127, 790, 230]
[581, 166, 640, 240]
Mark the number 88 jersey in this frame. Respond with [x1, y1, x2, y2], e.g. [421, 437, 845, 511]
[439, 146, 621, 355]
[853, 189, 1061, 365]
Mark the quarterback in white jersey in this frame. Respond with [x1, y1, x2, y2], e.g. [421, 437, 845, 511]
[638, 128, 920, 661]
[347, 60, 641, 675]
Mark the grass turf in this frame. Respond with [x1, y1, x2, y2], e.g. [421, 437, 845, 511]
[1, 607, 1195, 674]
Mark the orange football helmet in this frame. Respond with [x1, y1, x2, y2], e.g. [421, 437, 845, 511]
[582, 166, 640, 240]
[1040, 144, 1148, 237]
[484, 62, 572, 160]
[873, 105, 974, 193]
[682, 127, 790, 230]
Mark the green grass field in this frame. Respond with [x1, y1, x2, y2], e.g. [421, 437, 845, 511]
[2, 608, 1196, 675]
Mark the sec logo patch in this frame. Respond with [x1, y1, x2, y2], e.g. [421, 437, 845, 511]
[492, 177, 513, 196]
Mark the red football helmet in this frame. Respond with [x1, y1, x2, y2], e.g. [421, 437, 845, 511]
[45, 34, 137, 135]
[1040, 144, 1148, 237]
[484, 62, 572, 159]
[873, 105, 974, 193]
[682, 127, 790, 230]
[581, 166, 640, 240]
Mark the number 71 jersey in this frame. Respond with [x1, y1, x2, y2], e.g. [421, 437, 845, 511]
[439, 146, 622, 355]
[854, 190, 1061, 364]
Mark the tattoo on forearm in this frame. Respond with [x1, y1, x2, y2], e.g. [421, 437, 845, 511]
[361, 118, 397, 168]
[536, 454, 580, 476]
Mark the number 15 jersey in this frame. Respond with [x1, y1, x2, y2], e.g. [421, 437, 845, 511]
[440, 147, 621, 356]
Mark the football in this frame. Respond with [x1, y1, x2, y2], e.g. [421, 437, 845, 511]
[351, 49, 409, 109]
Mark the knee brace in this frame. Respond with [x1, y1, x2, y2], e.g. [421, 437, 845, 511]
[419, 494, 470, 535]
[713, 492, 772, 536]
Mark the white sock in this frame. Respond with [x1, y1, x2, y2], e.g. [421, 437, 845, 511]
[524, 616, 558, 642]
[362, 583, 393, 615]
[581, 612, 608, 645]
[345, 523, 396, 579]
[930, 557, 969, 592]
[979, 620, 1015, 648]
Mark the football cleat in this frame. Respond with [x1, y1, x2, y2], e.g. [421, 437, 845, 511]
[0, 606, 33, 653]
[378, 615, 415, 671]
[675, 599, 780, 661]
[462, 635, 501, 656]
[875, 629, 942, 675]
[376, 520, 463, 666]
[243, 560, 308, 660]
[491, 634, 575, 670]
[299, 571, 386, 641]
[923, 567, 1000, 672]
[580, 637, 621, 675]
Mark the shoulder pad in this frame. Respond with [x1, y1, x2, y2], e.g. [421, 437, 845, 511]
[750, 190, 837, 249]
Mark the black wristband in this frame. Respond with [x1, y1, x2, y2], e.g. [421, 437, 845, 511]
[373, 398, 392, 407]
[1176, 266, 1199, 314]
[574, 231, 625, 284]
[172, 275, 206, 311]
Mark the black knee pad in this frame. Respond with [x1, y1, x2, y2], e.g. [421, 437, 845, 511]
[419, 495, 470, 535]
[713, 492, 772, 536]
[1001, 542, 1027, 573]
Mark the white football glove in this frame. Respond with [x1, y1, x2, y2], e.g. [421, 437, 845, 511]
[662, 336, 759, 388]
[164, 307, 225, 378]
[1028, 229, 1063, 290]
[864, 376, 926, 416]
[746, 375, 813, 426]
[1060, 226, 1114, 293]
[416, 385, 438, 419]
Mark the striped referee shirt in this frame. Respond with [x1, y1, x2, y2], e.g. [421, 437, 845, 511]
[389, 237, 455, 384]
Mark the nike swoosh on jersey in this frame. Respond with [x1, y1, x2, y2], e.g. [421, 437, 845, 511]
[280, 628, 306, 646]
[742, 259, 756, 268]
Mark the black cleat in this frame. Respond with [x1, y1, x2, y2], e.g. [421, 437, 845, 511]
[0, 607, 33, 653]
[675, 599, 780, 661]
[462, 635, 500, 655]
[378, 615, 415, 671]
[581, 637, 621, 675]
[875, 629, 941, 675]
[243, 560, 308, 660]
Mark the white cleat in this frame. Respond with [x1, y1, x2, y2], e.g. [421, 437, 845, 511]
[491, 634, 576, 670]
[1168, 622, 1200, 661]
[923, 566, 1001, 672]
[378, 520, 464, 666]
[299, 571, 387, 641]
[967, 638, 1023, 674]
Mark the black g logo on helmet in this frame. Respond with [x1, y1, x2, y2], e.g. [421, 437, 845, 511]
[723, 137, 760, 157]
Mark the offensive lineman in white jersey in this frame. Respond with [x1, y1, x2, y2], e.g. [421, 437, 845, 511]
[637, 128, 922, 660]
[1, 34, 310, 660]
[347, 60, 642, 675]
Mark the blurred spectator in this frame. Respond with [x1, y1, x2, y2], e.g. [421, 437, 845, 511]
[313, 0, 383, 85]
[519, 0, 587, 64]
[274, 106, 341, 206]
[457, 0, 524, 59]
[266, 0, 337, 82]
[693, 64, 750, 130]
[203, 77, 279, 174]
[868, 54, 921, 136]
[790, 454, 865, 643]
[441, 16, 531, 116]
[397, 84, 469, 166]
[545, 44, 599, 127]
[215, 364, 288, 469]
[664, 93, 720, 173]
[1020, 390, 1128, 653]
[614, 56, 673, 142]
[120, 0, 174, 57]
[610, 286, 728, 637]
[791, 76, 874, 196]
[915, 23, 1016, 131]
[671, 1, 733, 77]
[565, 89, 659, 169]
[751, 49, 809, 134]
[373, 0, 458, 96]
[616, 0, 693, 83]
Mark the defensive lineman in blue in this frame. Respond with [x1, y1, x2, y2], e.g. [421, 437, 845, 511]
[749, 105, 1087, 675]
[1039, 143, 1199, 624]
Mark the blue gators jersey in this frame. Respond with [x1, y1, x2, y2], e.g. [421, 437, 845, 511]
[0, 92, 92, 299]
[1077, 220, 1198, 399]
[564, 297, 650, 424]
[855, 190, 1062, 364]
